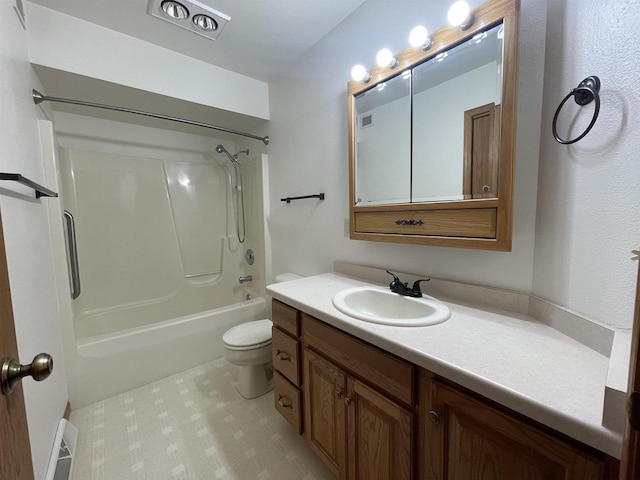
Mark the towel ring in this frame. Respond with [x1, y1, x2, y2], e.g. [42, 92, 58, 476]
[552, 76, 601, 145]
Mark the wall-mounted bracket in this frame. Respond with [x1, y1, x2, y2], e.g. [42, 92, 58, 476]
[0, 173, 58, 198]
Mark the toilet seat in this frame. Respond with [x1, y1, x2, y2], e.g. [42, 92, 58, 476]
[223, 319, 272, 351]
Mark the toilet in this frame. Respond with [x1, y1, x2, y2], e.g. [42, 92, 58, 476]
[223, 273, 302, 399]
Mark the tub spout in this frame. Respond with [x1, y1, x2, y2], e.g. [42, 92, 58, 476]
[239, 275, 253, 284]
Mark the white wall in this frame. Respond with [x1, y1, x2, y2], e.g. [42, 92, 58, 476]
[532, 0, 640, 328]
[0, 3, 68, 478]
[266, 0, 547, 292]
[25, 2, 270, 120]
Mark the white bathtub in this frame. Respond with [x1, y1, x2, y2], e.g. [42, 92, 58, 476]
[69, 297, 267, 408]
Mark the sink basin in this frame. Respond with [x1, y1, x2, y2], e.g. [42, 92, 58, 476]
[332, 286, 450, 326]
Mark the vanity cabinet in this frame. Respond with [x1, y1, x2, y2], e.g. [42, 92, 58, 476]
[271, 300, 618, 480]
[303, 315, 415, 480]
[272, 300, 303, 433]
[426, 379, 614, 480]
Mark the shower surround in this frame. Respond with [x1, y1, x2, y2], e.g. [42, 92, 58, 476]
[48, 113, 268, 407]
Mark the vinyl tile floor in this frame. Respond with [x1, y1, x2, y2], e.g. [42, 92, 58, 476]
[70, 358, 335, 480]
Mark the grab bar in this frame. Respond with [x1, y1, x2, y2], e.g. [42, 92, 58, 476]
[63, 211, 81, 299]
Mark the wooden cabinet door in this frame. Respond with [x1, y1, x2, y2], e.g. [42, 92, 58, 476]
[428, 380, 607, 480]
[346, 377, 413, 480]
[304, 348, 348, 479]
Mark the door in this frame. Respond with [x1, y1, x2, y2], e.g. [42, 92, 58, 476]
[620, 261, 640, 479]
[304, 348, 347, 479]
[429, 379, 606, 480]
[463, 102, 500, 199]
[346, 377, 413, 480]
[0, 207, 34, 480]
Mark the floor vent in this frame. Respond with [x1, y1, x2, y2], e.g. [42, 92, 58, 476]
[45, 419, 78, 480]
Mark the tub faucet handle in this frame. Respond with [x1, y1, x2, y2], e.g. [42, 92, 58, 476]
[239, 275, 253, 284]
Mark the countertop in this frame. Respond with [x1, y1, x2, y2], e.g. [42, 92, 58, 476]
[266, 272, 622, 458]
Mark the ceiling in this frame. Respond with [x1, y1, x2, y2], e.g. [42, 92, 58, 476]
[27, 0, 367, 82]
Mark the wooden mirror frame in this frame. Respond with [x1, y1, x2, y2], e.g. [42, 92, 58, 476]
[348, 0, 519, 251]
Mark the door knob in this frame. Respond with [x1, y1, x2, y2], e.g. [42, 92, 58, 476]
[1, 353, 53, 395]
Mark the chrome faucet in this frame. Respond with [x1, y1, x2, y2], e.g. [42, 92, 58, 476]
[386, 270, 429, 298]
[239, 275, 253, 284]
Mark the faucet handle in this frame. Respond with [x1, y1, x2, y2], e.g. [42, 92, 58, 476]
[411, 279, 430, 295]
[385, 270, 401, 283]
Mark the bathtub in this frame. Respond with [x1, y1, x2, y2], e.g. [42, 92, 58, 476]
[69, 297, 267, 408]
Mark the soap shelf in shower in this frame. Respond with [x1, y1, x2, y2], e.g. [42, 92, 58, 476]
[281, 193, 325, 204]
[0, 173, 58, 198]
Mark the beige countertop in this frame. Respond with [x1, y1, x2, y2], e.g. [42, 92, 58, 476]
[266, 272, 622, 459]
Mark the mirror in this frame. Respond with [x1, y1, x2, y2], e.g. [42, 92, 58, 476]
[354, 23, 504, 205]
[347, 0, 519, 251]
[355, 73, 412, 205]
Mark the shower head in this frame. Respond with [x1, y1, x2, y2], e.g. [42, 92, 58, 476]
[216, 144, 237, 164]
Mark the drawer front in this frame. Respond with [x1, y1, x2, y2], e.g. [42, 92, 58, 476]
[272, 300, 300, 337]
[274, 371, 302, 434]
[354, 208, 497, 238]
[272, 327, 300, 386]
[302, 314, 415, 406]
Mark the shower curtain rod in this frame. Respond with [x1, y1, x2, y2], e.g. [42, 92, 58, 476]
[32, 90, 270, 145]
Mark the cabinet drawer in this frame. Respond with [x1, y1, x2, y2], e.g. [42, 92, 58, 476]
[272, 299, 300, 337]
[272, 327, 300, 386]
[354, 208, 497, 238]
[302, 314, 415, 406]
[274, 371, 302, 434]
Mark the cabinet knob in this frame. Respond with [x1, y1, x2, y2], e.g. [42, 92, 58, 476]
[278, 394, 293, 409]
[344, 397, 352, 406]
[428, 410, 440, 424]
[276, 350, 291, 362]
[336, 390, 344, 400]
[482, 185, 490, 193]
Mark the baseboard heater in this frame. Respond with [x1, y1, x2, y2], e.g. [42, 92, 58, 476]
[45, 419, 78, 480]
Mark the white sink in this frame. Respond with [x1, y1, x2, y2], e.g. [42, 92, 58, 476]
[332, 286, 450, 327]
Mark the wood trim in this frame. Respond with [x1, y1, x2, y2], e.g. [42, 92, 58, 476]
[620, 262, 640, 479]
[302, 314, 415, 406]
[63, 401, 71, 421]
[272, 326, 301, 386]
[303, 348, 347, 479]
[348, 0, 519, 251]
[350, 230, 511, 251]
[353, 198, 498, 212]
[347, 377, 413, 480]
[354, 208, 497, 238]
[430, 379, 609, 480]
[274, 372, 302, 434]
[0, 206, 34, 480]
[271, 299, 299, 337]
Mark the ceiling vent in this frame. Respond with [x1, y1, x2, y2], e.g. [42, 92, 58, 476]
[147, 0, 230, 41]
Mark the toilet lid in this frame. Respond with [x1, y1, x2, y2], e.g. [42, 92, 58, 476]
[223, 319, 272, 348]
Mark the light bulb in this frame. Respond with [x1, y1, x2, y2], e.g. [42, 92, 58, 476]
[448, 1, 474, 29]
[161, 0, 189, 19]
[376, 48, 398, 68]
[409, 26, 428, 48]
[193, 14, 217, 31]
[351, 64, 371, 83]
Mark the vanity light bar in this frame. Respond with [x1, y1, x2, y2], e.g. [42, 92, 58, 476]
[349, 0, 474, 82]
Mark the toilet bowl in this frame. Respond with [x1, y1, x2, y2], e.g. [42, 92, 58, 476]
[223, 319, 273, 399]
[223, 273, 303, 399]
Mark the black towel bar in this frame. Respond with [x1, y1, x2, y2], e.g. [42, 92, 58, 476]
[0, 173, 58, 198]
[281, 193, 325, 204]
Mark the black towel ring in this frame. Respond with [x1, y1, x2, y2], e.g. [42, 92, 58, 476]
[552, 75, 601, 145]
